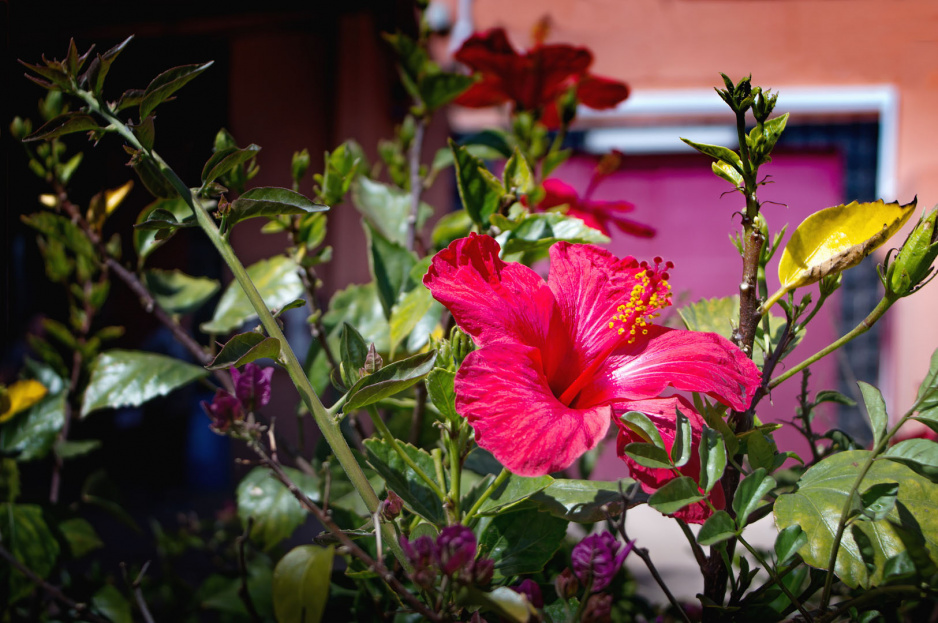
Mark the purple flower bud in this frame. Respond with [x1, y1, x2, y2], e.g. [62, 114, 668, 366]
[435, 525, 477, 576]
[231, 363, 274, 412]
[511, 578, 543, 609]
[582, 593, 613, 623]
[201, 389, 243, 433]
[571, 532, 633, 592]
[380, 490, 404, 520]
[554, 567, 579, 600]
[471, 556, 494, 586]
[400, 535, 438, 589]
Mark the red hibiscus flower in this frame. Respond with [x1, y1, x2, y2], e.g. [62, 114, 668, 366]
[454, 28, 628, 122]
[423, 234, 759, 521]
[538, 178, 655, 238]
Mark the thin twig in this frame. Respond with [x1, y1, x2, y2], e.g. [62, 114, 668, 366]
[405, 117, 427, 253]
[120, 561, 156, 623]
[236, 519, 263, 623]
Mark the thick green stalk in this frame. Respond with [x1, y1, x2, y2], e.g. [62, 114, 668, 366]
[78, 91, 407, 566]
[463, 469, 509, 526]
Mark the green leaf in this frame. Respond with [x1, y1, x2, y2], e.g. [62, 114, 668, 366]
[619, 411, 665, 449]
[0, 391, 65, 461]
[671, 409, 692, 468]
[92, 584, 132, 623]
[140, 61, 213, 118]
[207, 332, 281, 370]
[425, 368, 457, 422]
[59, 517, 103, 558]
[774, 450, 938, 588]
[351, 177, 431, 247]
[236, 466, 319, 551]
[202, 144, 261, 184]
[21, 211, 96, 259]
[542, 148, 572, 178]
[495, 211, 608, 258]
[1, 503, 60, 604]
[478, 474, 553, 515]
[915, 348, 938, 406]
[272, 545, 334, 623]
[81, 350, 208, 416]
[389, 286, 434, 356]
[450, 139, 501, 228]
[143, 269, 220, 315]
[623, 442, 673, 469]
[54, 439, 101, 460]
[0, 459, 19, 503]
[366, 223, 417, 319]
[201, 256, 304, 334]
[859, 382, 888, 448]
[23, 113, 98, 142]
[420, 72, 476, 111]
[857, 482, 899, 522]
[478, 507, 568, 578]
[732, 468, 775, 528]
[345, 351, 436, 411]
[457, 586, 534, 623]
[680, 138, 743, 173]
[227, 187, 327, 228]
[502, 148, 534, 195]
[134, 198, 193, 264]
[531, 479, 639, 523]
[83, 35, 132, 96]
[758, 113, 789, 157]
[698, 426, 726, 494]
[883, 439, 938, 482]
[339, 322, 369, 387]
[431, 209, 474, 249]
[648, 477, 704, 515]
[712, 160, 743, 187]
[363, 438, 443, 523]
[774, 524, 807, 565]
[746, 430, 778, 473]
[697, 510, 737, 546]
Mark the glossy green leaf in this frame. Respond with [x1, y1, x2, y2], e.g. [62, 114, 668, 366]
[134, 198, 193, 264]
[363, 438, 443, 523]
[425, 367, 457, 422]
[140, 61, 213, 118]
[457, 586, 533, 623]
[1, 503, 60, 604]
[671, 409, 692, 468]
[59, 517, 103, 558]
[431, 209, 474, 249]
[531, 479, 638, 523]
[859, 382, 888, 449]
[623, 442, 673, 469]
[0, 390, 65, 461]
[207, 332, 280, 370]
[23, 113, 98, 142]
[698, 426, 726, 494]
[712, 160, 743, 187]
[774, 524, 807, 565]
[451, 140, 501, 228]
[345, 351, 436, 411]
[478, 474, 553, 515]
[619, 411, 665, 449]
[503, 148, 534, 195]
[351, 177, 431, 247]
[82, 35, 132, 95]
[733, 468, 775, 528]
[202, 144, 260, 184]
[774, 450, 938, 588]
[227, 187, 326, 228]
[339, 322, 368, 387]
[697, 510, 737, 546]
[389, 286, 434, 356]
[883, 438, 938, 482]
[143, 269, 220, 315]
[366, 223, 417, 319]
[680, 138, 743, 173]
[746, 429, 778, 473]
[236, 466, 319, 551]
[54, 439, 101, 460]
[495, 211, 608, 258]
[421, 72, 476, 111]
[647, 477, 704, 515]
[774, 199, 916, 295]
[21, 211, 96, 259]
[92, 584, 132, 623]
[857, 482, 899, 522]
[201, 256, 304, 334]
[478, 507, 568, 578]
[272, 545, 334, 623]
[81, 349, 208, 416]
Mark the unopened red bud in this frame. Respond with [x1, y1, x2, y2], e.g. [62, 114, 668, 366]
[380, 490, 403, 520]
[554, 567, 579, 600]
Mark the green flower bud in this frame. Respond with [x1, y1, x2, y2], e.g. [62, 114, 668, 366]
[886, 205, 938, 298]
[291, 149, 310, 185]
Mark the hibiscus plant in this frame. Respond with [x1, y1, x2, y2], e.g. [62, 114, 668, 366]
[4, 8, 938, 623]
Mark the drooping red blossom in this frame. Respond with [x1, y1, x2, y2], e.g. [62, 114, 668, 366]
[571, 532, 634, 592]
[423, 235, 759, 523]
[231, 363, 274, 412]
[453, 28, 628, 122]
[537, 178, 655, 238]
[201, 389, 243, 434]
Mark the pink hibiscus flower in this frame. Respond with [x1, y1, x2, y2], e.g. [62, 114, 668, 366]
[423, 234, 759, 521]
[453, 28, 628, 122]
[537, 178, 655, 239]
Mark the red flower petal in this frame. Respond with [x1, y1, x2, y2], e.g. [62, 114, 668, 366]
[456, 344, 612, 476]
[454, 74, 512, 108]
[576, 74, 630, 110]
[454, 28, 519, 74]
[613, 397, 725, 524]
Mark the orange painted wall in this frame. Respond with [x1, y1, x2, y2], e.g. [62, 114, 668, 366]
[442, 0, 938, 417]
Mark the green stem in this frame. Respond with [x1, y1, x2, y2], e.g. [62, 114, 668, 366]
[447, 437, 462, 521]
[463, 469, 510, 525]
[737, 535, 812, 621]
[76, 90, 407, 566]
[770, 297, 892, 390]
[367, 407, 445, 501]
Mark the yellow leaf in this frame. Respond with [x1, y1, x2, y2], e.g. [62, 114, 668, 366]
[0, 380, 48, 423]
[105, 180, 134, 215]
[764, 199, 916, 311]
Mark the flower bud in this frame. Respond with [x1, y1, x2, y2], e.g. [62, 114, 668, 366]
[470, 556, 494, 586]
[380, 490, 403, 520]
[554, 567, 579, 600]
[511, 578, 544, 609]
[886, 205, 938, 298]
[581, 593, 613, 623]
[435, 525, 477, 577]
[571, 532, 633, 592]
[360, 343, 383, 376]
[400, 535, 438, 589]
[291, 149, 311, 185]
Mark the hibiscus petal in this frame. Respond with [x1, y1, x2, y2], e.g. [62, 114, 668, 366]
[533, 44, 593, 106]
[423, 234, 559, 349]
[454, 74, 512, 108]
[577, 74, 630, 110]
[581, 326, 761, 411]
[456, 345, 612, 476]
[613, 397, 725, 524]
[454, 28, 518, 73]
